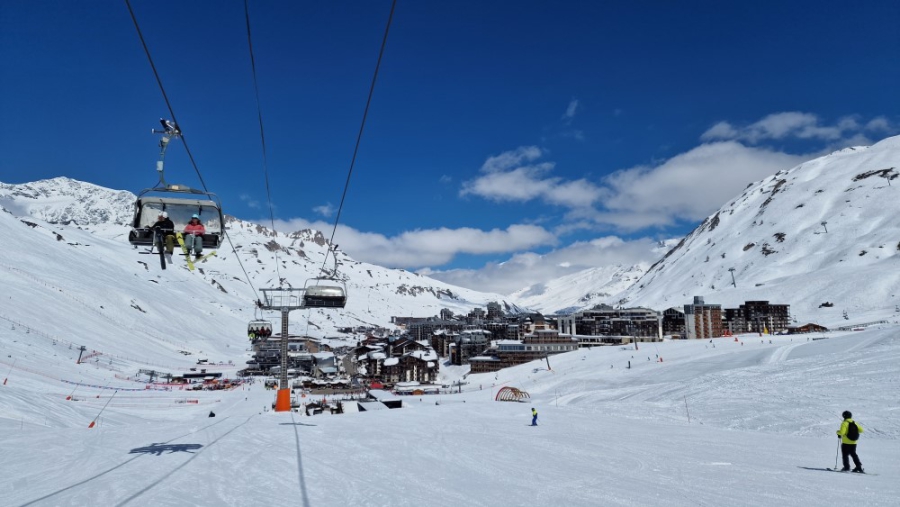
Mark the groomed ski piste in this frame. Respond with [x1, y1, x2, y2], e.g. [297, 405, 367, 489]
[2, 322, 898, 506]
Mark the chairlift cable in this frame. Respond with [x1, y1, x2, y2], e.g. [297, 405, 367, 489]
[223, 231, 260, 297]
[126, 0, 259, 300]
[124, 0, 209, 193]
[320, 0, 397, 276]
[243, 0, 282, 285]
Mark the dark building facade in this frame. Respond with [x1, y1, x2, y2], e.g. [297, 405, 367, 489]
[723, 301, 791, 334]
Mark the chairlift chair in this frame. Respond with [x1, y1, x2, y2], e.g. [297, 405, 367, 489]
[303, 279, 347, 309]
[128, 189, 225, 249]
[248, 319, 273, 339]
[128, 118, 225, 251]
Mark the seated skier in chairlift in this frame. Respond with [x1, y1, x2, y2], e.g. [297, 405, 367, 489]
[183, 214, 205, 259]
[151, 211, 175, 255]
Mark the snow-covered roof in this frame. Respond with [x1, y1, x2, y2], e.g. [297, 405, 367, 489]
[383, 357, 399, 366]
[407, 350, 438, 361]
[367, 389, 400, 402]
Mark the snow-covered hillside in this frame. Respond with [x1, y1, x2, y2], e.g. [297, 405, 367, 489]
[616, 136, 900, 325]
[509, 263, 648, 314]
[0, 177, 523, 351]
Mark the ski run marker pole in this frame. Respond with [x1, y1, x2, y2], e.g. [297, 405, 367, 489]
[88, 390, 118, 428]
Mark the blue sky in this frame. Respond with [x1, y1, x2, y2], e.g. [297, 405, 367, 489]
[1, 1, 898, 293]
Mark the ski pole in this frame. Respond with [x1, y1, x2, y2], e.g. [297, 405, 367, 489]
[834, 437, 840, 470]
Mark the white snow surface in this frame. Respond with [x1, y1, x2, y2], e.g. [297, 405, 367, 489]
[508, 262, 650, 314]
[2, 323, 899, 506]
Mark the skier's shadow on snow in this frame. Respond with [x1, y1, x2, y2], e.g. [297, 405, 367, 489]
[129, 443, 203, 456]
[797, 466, 833, 472]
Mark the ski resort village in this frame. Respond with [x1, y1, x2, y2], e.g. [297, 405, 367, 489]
[3, 2, 900, 506]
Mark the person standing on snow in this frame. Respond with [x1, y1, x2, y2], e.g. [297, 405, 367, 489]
[531, 407, 538, 426]
[836, 410, 864, 472]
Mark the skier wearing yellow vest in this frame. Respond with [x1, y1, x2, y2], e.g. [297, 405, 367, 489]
[531, 407, 538, 426]
[836, 410, 863, 472]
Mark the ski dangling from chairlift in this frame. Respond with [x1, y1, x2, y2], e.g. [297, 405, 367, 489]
[128, 119, 224, 270]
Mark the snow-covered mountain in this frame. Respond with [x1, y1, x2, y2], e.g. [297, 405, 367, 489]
[613, 135, 900, 325]
[0, 177, 524, 351]
[0, 177, 136, 228]
[508, 263, 649, 314]
[4, 134, 899, 340]
[507, 239, 680, 314]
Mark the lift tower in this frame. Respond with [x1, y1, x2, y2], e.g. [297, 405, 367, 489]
[258, 280, 347, 411]
[258, 288, 306, 412]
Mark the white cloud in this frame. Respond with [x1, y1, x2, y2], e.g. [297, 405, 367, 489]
[591, 141, 807, 230]
[423, 236, 660, 294]
[865, 117, 892, 132]
[701, 121, 738, 141]
[313, 203, 335, 218]
[271, 218, 557, 268]
[239, 193, 260, 209]
[460, 142, 805, 231]
[481, 146, 543, 173]
[460, 146, 603, 208]
[700, 112, 888, 144]
[563, 99, 579, 120]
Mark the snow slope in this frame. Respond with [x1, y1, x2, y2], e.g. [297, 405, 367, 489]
[0, 177, 523, 350]
[615, 136, 900, 325]
[509, 136, 900, 323]
[509, 263, 648, 314]
[2, 321, 898, 506]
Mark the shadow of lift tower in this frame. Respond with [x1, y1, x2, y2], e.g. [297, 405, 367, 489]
[258, 284, 347, 412]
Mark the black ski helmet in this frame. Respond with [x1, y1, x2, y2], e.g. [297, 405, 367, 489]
[842, 410, 852, 419]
